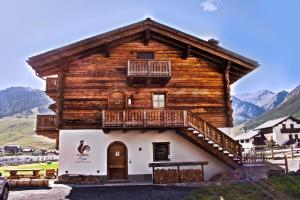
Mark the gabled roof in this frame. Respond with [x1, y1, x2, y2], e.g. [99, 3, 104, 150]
[254, 116, 300, 130]
[27, 18, 259, 83]
[234, 130, 260, 140]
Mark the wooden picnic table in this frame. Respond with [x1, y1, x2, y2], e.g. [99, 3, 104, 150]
[5, 168, 43, 179]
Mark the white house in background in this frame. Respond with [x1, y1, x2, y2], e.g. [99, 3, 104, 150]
[234, 130, 265, 150]
[235, 116, 300, 150]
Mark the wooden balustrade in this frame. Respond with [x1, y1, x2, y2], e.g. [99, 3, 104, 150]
[127, 60, 171, 78]
[186, 111, 242, 158]
[46, 77, 58, 92]
[36, 115, 57, 131]
[102, 109, 185, 128]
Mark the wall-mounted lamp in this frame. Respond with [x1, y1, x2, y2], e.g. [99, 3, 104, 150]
[139, 147, 142, 151]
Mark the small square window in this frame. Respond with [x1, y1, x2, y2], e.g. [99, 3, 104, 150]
[153, 93, 165, 108]
[137, 52, 154, 59]
[153, 142, 170, 161]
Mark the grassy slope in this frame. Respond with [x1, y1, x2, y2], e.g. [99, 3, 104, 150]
[186, 175, 300, 200]
[0, 114, 55, 149]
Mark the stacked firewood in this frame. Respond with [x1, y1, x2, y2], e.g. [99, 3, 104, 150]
[154, 169, 203, 184]
[58, 175, 103, 184]
[179, 169, 202, 182]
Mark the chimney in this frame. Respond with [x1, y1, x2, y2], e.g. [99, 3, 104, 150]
[208, 38, 219, 46]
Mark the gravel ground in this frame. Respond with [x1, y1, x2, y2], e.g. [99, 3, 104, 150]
[8, 185, 194, 200]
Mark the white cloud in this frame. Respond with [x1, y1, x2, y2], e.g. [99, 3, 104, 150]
[201, 0, 221, 12]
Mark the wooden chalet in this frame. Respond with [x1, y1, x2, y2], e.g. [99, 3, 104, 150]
[28, 18, 259, 183]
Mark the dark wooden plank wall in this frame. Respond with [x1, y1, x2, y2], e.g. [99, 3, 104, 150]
[61, 38, 229, 129]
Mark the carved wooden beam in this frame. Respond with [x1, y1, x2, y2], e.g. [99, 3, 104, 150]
[144, 29, 151, 46]
[182, 45, 191, 60]
[224, 61, 233, 127]
[103, 43, 110, 58]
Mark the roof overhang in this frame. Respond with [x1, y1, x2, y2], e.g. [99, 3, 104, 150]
[27, 18, 259, 83]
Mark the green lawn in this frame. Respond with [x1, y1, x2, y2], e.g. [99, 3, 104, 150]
[0, 162, 58, 177]
[186, 175, 300, 200]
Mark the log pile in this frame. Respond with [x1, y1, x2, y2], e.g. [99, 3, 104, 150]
[8, 179, 49, 188]
[58, 175, 104, 184]
[154, 169, 202, 184]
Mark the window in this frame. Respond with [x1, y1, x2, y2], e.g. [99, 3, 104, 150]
[291, 124, 294, 129]
[137, 52, 154, 59]
[282, 124, 286, 129]
[153, 93, 165, 108]
[153, 142, 170, 161]
[240, 140, 244, 143]
[245, 139, 250, 143]
[295, 134, 299, 140]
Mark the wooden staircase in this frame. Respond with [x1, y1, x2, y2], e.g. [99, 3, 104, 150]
[177, 111, 243, 169]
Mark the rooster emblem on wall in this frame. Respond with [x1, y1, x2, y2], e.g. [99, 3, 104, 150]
[77, 140, 90, 155]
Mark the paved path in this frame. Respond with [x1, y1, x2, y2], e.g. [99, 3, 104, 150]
[8, 185, 193, 200]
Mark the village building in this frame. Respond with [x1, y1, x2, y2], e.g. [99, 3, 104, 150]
[27, 18, 258, 183]
[235, 116, 300, 149]
[3, 145, 21, 154]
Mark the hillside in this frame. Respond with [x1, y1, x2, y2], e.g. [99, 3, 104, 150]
[233, 89, 289, 125]
[0, 111, 55, 149]
[244, 85, 300, 130]
[0, 87, 55, 150]
[0, 86, 52, 118]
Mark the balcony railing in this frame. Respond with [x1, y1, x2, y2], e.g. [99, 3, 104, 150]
[46, 77, 58, 92]
[127, 60, 171, 78]
[102, 109, 185, 128]
[36, 115, 57, 131]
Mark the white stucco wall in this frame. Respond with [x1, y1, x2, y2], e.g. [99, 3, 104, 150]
[58, 129, 231, 181]
[273, 119, 300, 146]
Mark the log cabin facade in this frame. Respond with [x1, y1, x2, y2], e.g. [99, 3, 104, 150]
[28, 18, 259, 183]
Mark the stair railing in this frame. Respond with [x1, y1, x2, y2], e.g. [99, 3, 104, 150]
[186, 111, 242, 158]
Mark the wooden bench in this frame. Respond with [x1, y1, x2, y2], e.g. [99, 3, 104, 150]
[5, 169, 42, 179]
[45, 169, 57, 179]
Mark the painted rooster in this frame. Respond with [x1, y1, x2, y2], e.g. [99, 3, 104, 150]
[77, 140, 90, 155]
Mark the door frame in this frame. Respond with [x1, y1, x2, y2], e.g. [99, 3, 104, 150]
[107, 141, 128, 180]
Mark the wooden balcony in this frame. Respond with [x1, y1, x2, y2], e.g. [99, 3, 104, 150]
[45, 77, 58, 99]
[36, 115, 57, 131]
[102, 109, 185, 128]
[127, 60, 171, 84]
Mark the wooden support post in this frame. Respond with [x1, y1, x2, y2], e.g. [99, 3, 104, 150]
[144, 29, 150, 46]
[291, 147, 294, 159]
[57, 67, 66, 129]
[224, 61, 233, 127]
[284, 155, 288, 173]
[201, 164, 204, 181]
[152, 166, 155, 184]
[177, 165, 180, 183]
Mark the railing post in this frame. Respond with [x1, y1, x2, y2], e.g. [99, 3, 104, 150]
[168, 60, 171, 77]
[102, 110, 105, 128]
[123, 110, 126, 128]
[203, 121, 207, 140]
[148, 60, 151, 77]
[144, 109, 147, 127]
[183, 110, 187, 127]
[127, 60, 130, 77]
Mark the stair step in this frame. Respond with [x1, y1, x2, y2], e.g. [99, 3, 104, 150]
[208, 140, 214, 144]
[223, 150, 229, 154]
[197, 134, 204, 138]
[193, 130, 199, 134]
[187, 128, 195, 131]
[228, 154, 234, 157]
[213, 144, 219, 147]
[218, 147, 223, 150]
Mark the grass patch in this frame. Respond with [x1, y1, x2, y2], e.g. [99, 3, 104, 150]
[186, 175, 300, 200]
[0, 162, 58, 177]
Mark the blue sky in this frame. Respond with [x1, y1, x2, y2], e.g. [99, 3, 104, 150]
[0, 0, 299, 94]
